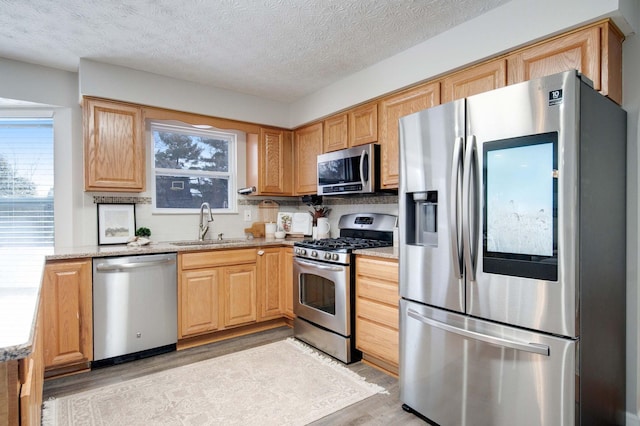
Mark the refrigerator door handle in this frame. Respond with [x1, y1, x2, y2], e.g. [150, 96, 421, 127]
[407, 308, 550, 356]
[462, 135, 478, 282]
[449, 136, 464, 279]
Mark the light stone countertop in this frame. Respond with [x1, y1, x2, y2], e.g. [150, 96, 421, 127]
[1, 237, 397, 362]
[353, 246, 399, 260]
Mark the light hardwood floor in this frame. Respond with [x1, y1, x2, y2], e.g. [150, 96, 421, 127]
[43, 327, 425, 425]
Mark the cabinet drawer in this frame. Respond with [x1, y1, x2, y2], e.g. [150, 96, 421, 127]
[356, 276, 398, 307]
[356, 297, 398, 330]
[356, 257, 398, 282]
[180, 249, 257, 270]
[356, 318, 399, 366]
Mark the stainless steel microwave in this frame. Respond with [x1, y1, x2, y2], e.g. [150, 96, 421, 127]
[317, 143, 379, 195]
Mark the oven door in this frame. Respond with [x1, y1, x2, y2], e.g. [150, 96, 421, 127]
[293, 256, 350, 336]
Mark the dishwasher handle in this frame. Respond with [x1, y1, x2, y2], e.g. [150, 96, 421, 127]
[95, 256, 176, 272]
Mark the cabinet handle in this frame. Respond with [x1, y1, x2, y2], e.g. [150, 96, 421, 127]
[257, 250, 265, 256]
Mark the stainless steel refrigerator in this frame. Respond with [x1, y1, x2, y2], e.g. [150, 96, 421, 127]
[398, 70, 626, 425]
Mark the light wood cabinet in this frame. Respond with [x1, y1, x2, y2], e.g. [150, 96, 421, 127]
[0, 360, 19, 426]
[178, 249, 257, 339]
[1, 290, 44, 426]
[442, 59, 507, 103]
[355, 256, 399, 375]
[294, 122, 323, 195]
[257, 248, 284, 321]
[323, 113, 349, 152]
[42, 259, 92, 374]
[349, 103, 378, 147]
[282, 247, 295, 318]
[18, 294, 44, 426]
[247, 128, 293, 195]
[223, 264, 257, 327]
[83, 98, 145, 192]
[507, 21, 623, 104]
[179, 269, 220, 338]
[379, 82, 440, 189]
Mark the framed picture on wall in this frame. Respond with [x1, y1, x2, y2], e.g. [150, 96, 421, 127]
[97, 203, 136, 245]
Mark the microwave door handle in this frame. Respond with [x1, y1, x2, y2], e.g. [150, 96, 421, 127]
[360, 150, 368, 184]
[450, 137, 463, 279]
[462, 135, 478, 282]
[407, 309, 550, 356]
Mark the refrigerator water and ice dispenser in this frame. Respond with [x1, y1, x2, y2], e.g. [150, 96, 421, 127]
[411, 191, 437, 247]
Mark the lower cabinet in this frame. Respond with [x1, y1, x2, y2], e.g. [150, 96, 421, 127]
[1, 284, 45, 426]
[179, 269, 221, 337]
[282, 247, 295, 318]
[257, 247, 283, 321]
[223, 263, 257, 327]
[179, 247, 292, 345]
[42, 259, 93, 376]
[179, 249, 257, 339]
[355, 255, 399, 375]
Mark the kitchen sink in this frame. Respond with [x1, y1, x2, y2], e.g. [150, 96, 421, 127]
[170, 239, 247, 246]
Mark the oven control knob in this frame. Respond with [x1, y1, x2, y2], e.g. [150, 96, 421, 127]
[324, 253, 331, 260]
[311, 251, 318, 258]
[332, 254, 339, 261]
[297, 248, 306, 255]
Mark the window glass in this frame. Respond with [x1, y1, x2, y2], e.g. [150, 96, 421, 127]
[151, 123, 236, 212]
[0, 118, 54, 247]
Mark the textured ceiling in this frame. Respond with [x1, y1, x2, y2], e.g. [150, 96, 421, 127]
[0, 0, 509, 103]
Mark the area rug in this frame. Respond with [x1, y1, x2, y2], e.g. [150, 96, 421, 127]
[42, 338, 386, 425]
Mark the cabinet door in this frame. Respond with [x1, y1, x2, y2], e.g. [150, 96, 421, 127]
[282, 247, 295, 318]
[507, 26, 599, 86]
[179, 269, 220, 338]
[379, 82, 440, 189]
[349, 103, 378, 147]
[42, 260, 92, 369]
[223, 264, 257, 327]
[294, 122, 323, 195]
[442, 59, 507, 103]
[323, 114, 348, 152]
[253, 127, 293, 195]
[355, 256, 399, 370]
[257, 248, 283, 321]
[83, 98, 145, 192]
[19, 291, 43, 426]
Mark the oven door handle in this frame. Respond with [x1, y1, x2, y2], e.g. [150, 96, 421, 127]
[295, 258, 346, 272]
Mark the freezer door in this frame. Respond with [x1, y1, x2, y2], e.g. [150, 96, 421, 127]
[465, 70, 579, 337]
[399, 99, 466, 313]
[400, 300, 576, 426]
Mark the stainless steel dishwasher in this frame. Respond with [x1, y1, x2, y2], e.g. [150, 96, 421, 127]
[93, 253, 177, 366]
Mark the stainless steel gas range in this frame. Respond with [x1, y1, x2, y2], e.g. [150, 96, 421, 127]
[293, 212, 397, 363]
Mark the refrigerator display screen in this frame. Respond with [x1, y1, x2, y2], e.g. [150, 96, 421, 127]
[483, 132, 558, 281]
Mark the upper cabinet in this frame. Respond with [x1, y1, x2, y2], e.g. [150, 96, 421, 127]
[294, 122, 323, 195]
[379, 82, 440, 189]
[323, 113, 348, 152]
[507, 21, 623, 104]
[246, 127, 293, 195]
[83, 98, 145, 192]
[349, 103, 378, 147]
[323, 103, 378, 153]
[442, 59, 507, 103]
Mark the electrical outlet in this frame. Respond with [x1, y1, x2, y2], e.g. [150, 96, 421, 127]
[243, 210, 252, 222]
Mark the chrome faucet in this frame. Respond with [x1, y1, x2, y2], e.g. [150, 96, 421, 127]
[198, 202, 214, 241]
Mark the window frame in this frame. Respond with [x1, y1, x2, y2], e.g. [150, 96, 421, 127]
[149, 121, 238, 214]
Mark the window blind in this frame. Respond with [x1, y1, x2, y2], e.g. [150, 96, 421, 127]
[0, 118, 54, 247]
